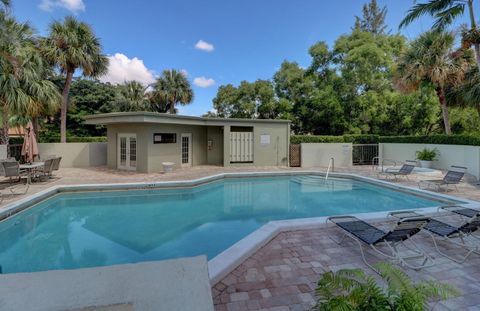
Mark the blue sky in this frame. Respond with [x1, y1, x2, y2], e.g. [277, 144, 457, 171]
[12, 0, 469, 116]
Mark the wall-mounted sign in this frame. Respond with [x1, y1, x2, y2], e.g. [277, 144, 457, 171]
[154, 133, 176, 144]
[260, 134, 270, 145]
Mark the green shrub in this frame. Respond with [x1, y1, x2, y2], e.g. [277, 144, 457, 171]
[290, 135, 345, 144]
[343, 134, 379, 144]
[38, 136, 107, 143]
[314, 262, 458, 311]
[291, 134, 379, 144]
[379, 134, 480, 146]
[416, 148, 439, 161]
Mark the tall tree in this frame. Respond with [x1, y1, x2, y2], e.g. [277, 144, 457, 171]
[152, 69, 193, 114]
[396, 31, 472, 134]
[114, 81, 150, 112]
[213, 80, 290, 119]
[42, 16, 108, 143]
[0, 6, 60, 144]
[400, 0, 480, 71]
[353, 0, 388, 35]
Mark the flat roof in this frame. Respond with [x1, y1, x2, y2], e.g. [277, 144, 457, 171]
[84, 112, 291, 126]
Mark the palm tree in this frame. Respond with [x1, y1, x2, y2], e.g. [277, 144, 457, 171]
[41, 16, 108, 143]
[117, 81, 149, 111]
[399, 0, 480, 71]
[0, 0, 10, 10]
[152, 69, 193, 114]
[0, 10, 60, 145]
[396, 31, 472, 134]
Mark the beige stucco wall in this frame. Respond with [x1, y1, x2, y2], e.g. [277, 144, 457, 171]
[300, 143, 353, 168]
[107, 124, 150, 172]
[145, 123, 208, 172]
[106, 121, 289, 172]
[0, 144, 7, 159]
[207, 126, 224, 165]
[38, 143, 107, 168]
[380, 143, 480, 179]
[107, 123, 212, 173]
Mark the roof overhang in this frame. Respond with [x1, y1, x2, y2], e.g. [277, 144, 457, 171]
[84, 112, 291, 126]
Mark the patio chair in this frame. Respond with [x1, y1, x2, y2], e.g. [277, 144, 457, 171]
[389, 210, 480, 264]
[418, 166, 467, 192]
[327, 215, 434, 272]
[1, 161, 29, 195]
[36, 158, 55, 181]
[378, 163, 415, 181]
[50, 157, 62, 177]
[0, 158, 18, 177]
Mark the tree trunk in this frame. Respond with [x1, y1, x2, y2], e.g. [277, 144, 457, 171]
[1, 105, 9, 146]
[436, 87, 452, 135]
[169, 94, 176, 114]
[468, 0, 480, 71]
[60, 71, 74, 143]
[32, 116, 39, 138]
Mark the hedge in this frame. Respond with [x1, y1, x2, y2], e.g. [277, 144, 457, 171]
[378, 134, 480, 146]
[291, 134, 480, 146]
[290, 134, 379, 144]
[38, 136, 107, 143]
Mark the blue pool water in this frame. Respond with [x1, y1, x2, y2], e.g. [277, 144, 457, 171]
[0, 175, 455, 273]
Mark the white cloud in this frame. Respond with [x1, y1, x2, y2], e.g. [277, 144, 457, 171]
[193, 76, 215, 88]
[195, 40, 214, 52]
[99, 53, 156, 86]
[39, 0, 85, 12]
[180, 69, 189, 77]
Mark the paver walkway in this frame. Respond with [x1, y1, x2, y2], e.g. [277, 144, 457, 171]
[212, 222, 480, 311]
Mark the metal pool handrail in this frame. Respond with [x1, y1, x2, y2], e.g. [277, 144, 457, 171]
[325, 157, 334, 180]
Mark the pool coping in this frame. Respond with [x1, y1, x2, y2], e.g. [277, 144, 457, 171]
[1, 170, 478, 284]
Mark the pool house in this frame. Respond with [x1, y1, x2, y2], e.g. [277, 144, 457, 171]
[85, 112, 291, 172]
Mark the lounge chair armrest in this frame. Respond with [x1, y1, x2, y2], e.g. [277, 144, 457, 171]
[388, 210, 421, 220]
[327, 215, 359, 224]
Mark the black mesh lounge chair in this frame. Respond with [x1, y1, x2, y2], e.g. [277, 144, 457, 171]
[379, 164, 415, 181]
[419, 166, 467, 192]
[327, 215, 434, 272]
[389, 210, 480, 263]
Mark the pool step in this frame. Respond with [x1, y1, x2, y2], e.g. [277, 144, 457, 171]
[291, 176, 357, 191]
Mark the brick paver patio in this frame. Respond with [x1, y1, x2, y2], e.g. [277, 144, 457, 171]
[212, 221, 480, 311]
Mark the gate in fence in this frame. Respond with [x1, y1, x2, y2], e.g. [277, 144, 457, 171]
[289, 144, 301, 167]
[352, 144, 378, 165]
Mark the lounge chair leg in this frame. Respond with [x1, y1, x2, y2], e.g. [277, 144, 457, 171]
[427, 232, 477, 264]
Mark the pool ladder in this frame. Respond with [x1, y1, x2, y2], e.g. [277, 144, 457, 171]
[325, 158, 334, 180]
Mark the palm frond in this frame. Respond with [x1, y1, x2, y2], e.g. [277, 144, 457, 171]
[433, 4, 465, 30]
[400, 0, 464, 29]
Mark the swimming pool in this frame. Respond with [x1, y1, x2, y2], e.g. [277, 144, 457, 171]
[0, 174, 459, 274]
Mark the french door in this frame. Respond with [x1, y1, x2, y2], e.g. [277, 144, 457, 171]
[118, 133, 137, 171]
[181, 133, 192, 167]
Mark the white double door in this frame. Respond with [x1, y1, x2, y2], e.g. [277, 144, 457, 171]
[181, 133, 192, 167]
[118, 133, 137, 170]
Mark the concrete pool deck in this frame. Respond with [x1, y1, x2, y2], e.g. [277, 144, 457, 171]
[1, 165, 480, 208]
[1, 165, 480, 310]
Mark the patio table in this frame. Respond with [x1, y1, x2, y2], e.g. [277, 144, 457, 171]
[19, 162, 44, 184]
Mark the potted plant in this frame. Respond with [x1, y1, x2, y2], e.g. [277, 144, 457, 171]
[415, 148, 438, 168]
